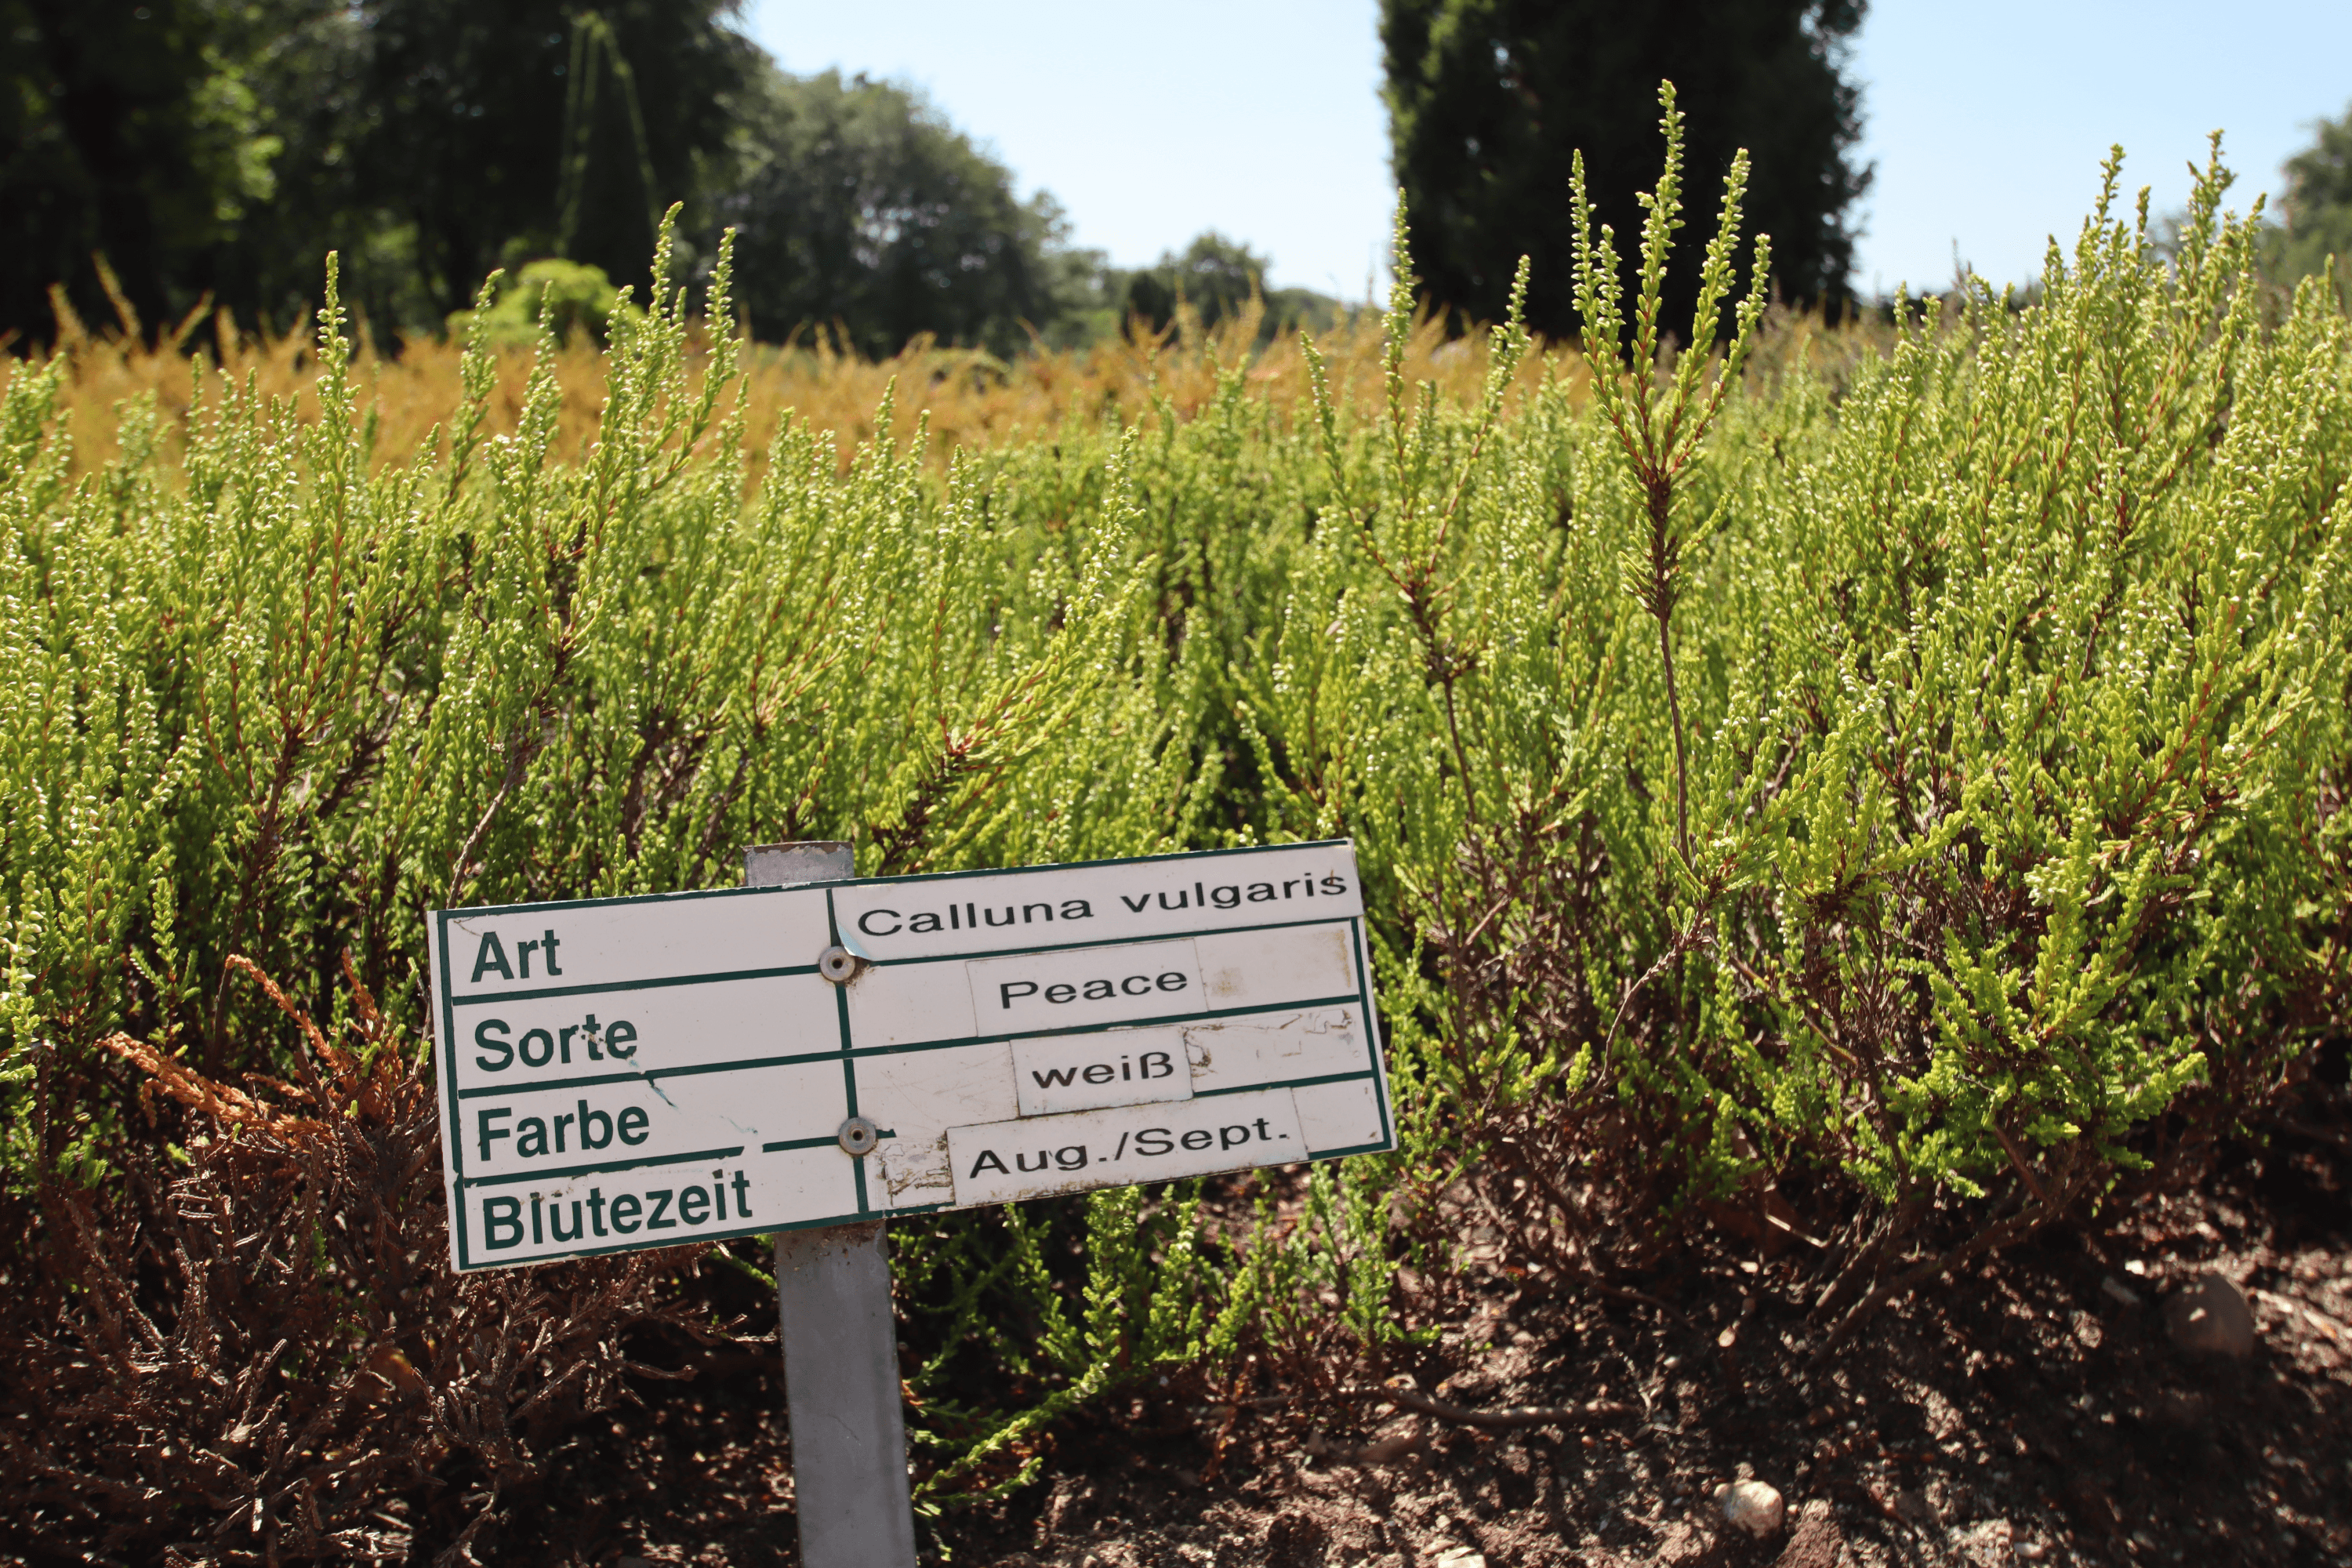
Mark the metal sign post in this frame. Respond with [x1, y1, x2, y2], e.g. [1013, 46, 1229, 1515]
[745, 843, 916, 1568]
[426, 840, 1394, 1568]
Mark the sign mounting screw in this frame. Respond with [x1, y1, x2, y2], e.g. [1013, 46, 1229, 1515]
[837, 1116, 880, 1157]
[818, 946, 860, 982]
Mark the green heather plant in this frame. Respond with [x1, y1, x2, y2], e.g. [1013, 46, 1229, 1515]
[1, 101, 2347, 1557]
[1, 213, 1215, 1544]
[0, 212, 1179, 1108]
[1243, 105, 2350, 1338]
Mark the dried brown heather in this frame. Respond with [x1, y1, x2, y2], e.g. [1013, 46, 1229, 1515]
[1, 956, 719, 1563]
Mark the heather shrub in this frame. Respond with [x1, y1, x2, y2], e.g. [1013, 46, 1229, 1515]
[3, 961, 710, 1562]
[0, 217, 1218, 1548]
[1, 110, 2346, 1556]
[444, 256, 643, 347]
[1240, 107, 2352, 1338]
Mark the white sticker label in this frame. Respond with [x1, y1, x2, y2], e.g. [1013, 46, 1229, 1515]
[831, 848, 1368, 963]
[445, 971, 840, 1094]
[462, 1145, 855, 1267]
[1011, 1029, 1193, 1116]
[964, 938, 1204, 1035]
[443, 885, 832, 1000]
[947, 1087, 1305, 1206]
[459, 1058, 848, 1177]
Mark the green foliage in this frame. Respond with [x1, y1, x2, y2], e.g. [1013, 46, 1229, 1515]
[1, 0, 760, 340]
[719, 67, 1101, 359]
[892, 1182, 1220, 1505]
[0, 0, 1157, 354]
[0, 210, 1185, 1093]
[443, 258, 645, 347]
[4, 117, 2348, 1512]
[4, 7, 1367, 356]
[1116, 233, 1345, 345]
[2274, 101, 2352, 299]
[0, 0, 295, 337]
[1571, 83, 1773, 865]
[1247, 119, 2350, 1334]
[1379, 0, 1867, 332]
[2, 7, 1337, 357]
[343, 0, 756, 318]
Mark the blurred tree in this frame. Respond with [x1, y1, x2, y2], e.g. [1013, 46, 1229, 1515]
[8, 3, 1330, 354]
[347, 0, 757, 317]
[1379, 0, 1870, 334]
[0, 0, 288, 339]
[1, 0, 754, 343]
[1119, 232, 1340, 341]
[717, 67, 1087, 358]
[2273, 103, 2352, 296]
[197, 1, 407, 336]
[441, 256, 641, 346]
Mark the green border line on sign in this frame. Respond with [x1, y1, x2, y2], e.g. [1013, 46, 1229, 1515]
[436, 843, 1388, 1269]
[444, 961, 822, 1009]
[458, 1143, 748, 1190]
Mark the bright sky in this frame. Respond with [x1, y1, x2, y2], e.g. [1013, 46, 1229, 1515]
[1851, 3, 2352, 296]
[741, 0, 2352, 303]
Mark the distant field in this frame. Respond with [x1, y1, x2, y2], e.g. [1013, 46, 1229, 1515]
[19, 295, 1574, 478]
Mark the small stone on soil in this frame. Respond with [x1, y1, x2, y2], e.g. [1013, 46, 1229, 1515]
[2165, 1274, 2256, 1357]
[1717, 1478, 1785, 1536]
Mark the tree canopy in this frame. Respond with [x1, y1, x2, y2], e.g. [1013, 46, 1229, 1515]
[2, 0, 290, 339]
[0, 2, 1340, 351]
[346, 0, 758, 317]
[1117, 233, 1341, 343]
[2274, 103, 2352, 296]
[2, 0, 758, 341]
[719, 69, 1087, 358]
[1379, 0, 1870, 335]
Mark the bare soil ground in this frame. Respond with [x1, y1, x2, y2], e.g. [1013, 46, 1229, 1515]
[441, 1094, 2352, 1568]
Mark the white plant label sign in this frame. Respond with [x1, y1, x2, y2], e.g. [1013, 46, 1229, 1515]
[430, 841, 1392, 1270]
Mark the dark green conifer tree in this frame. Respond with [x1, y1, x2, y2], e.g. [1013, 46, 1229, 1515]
[1379, 0, 1870, 332]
